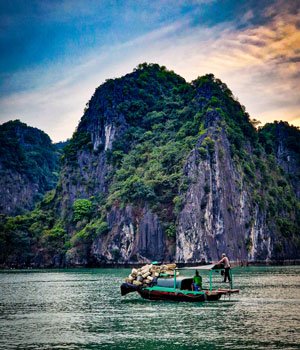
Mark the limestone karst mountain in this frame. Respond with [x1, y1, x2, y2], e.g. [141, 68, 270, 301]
[0, 64, 299, 267]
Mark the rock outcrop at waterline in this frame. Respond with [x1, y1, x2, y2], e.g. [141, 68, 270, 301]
[0, 64, 299, 268]
[91, 205, 166, 264]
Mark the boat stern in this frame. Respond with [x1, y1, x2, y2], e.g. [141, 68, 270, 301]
[120, 282, 140, 296]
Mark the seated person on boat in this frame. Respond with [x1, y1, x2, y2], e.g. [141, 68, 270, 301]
[192, 270, 202, 291]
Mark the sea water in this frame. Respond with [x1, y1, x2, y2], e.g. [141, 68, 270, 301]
[0, 266, 299, 350]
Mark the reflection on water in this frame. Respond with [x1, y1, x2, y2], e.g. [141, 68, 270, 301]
[0, 267, 299, 350]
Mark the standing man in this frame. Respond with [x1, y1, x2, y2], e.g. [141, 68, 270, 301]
[217, 253, 231, 283]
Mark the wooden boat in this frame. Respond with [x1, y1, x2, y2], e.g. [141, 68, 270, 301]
[121, 264, 239, 302]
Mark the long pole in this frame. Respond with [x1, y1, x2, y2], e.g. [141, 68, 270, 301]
[174, 269, 177, 290]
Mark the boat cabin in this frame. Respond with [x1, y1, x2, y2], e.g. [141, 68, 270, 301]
[156, 276, 194, 290]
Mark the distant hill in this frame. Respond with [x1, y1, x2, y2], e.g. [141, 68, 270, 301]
[0, 120, 60, 215]
[259, 121, 300, 198]
[0, 64, 299, 268]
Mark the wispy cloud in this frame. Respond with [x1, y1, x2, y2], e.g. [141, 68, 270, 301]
[0, 19, 190, 142]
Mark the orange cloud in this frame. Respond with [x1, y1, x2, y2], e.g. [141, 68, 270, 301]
[172, 2, 300, 127]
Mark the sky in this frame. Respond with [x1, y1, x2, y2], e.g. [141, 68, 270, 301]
[0, 0, 299, 142]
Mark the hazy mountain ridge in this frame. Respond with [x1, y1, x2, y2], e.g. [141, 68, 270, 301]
[259, 121, 300, 199]
[0, 120, 61, 215]
[0, 64, 299, 267]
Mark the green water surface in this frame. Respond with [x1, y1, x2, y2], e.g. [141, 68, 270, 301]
[0, 266, 299, 350]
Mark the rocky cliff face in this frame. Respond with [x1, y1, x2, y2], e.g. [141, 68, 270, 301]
[0, 120, 60, 215]
[59, 95, 128, 215]
[177, 110, 246, 262]
[1, 64, 299, 267]
[176, 110, 274, 262]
